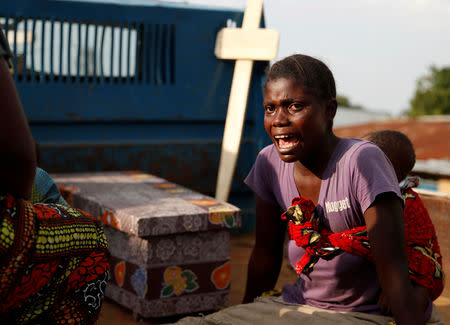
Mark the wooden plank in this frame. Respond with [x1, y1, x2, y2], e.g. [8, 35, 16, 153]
[215, 0, 266, 202]
[215, 28, 279, 60]
[215, 59, 254, 202]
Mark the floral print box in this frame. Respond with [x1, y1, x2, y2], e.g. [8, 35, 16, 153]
[53, 171, 241, 318]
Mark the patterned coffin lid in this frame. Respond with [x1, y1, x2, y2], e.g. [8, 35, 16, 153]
[53, 171, 241, 237]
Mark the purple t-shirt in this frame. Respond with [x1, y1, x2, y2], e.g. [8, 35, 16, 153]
[244, 138, 402, 314]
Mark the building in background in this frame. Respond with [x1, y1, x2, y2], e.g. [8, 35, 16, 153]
[334, 116, 450, 194]
[334, 106, 390, 128]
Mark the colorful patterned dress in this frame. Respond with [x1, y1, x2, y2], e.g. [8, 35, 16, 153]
[0, 193, 110, 324]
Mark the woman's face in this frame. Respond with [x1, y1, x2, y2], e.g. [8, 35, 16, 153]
[263, 77, 334, 164]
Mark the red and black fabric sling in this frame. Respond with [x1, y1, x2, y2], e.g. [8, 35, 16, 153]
[282, 188, 444, 301]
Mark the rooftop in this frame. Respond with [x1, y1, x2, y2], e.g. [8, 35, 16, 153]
[333, 116, 450, 177]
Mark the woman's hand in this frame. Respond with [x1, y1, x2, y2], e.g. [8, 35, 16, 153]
[243, 194, 286, 303]
[378, 284, 430, 317]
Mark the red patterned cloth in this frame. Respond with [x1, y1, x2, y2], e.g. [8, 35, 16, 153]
[282, 190, 444, 301]
[0, 194, 110, 324]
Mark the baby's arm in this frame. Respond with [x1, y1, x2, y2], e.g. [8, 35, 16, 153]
[364, 192, 425, 325]
[0, 43, 36, 199]
[243, 194, 286, 303]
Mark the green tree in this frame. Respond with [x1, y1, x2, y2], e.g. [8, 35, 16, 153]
[337, 95, 351, 107]
[336, 94, 363, 110]
[336, 95, 364, 110]
[409, 65, 450, 116]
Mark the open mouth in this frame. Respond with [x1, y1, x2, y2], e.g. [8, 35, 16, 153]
[273, 134, 299, 151]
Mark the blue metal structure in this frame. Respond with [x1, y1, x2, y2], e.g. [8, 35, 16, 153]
[1, 0, 270, 232]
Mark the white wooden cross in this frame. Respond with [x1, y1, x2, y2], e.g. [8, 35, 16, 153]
[214, 0, 279, 202]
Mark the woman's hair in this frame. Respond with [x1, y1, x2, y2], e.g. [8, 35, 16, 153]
[264, 54, 336, 101]
[363, 130, 416, 182]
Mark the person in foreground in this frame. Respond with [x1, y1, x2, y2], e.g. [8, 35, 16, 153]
[173, 54, 443, 324]
[282, 129, 443, 320]
[0, 29, 110, 324]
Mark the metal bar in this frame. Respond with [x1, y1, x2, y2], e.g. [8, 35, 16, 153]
[134, 23, 141, 82]
[68, 20, 72, 78]
[84, 22, 89, 78]
[110, 25, 114, 82]
[136, 23, 143, 83]
[23, 18, 28, 81]
[151, 23, 156, 84]
[31, 18, 36, 82]
[40, 19, 45, 82]
[50, 17, 54, 80]
[93, 22, 98, 80]
[100, 24, 105, 83]
[155, 24, 162, 84]
[118, 22, 123, 80]
[147, 23, 153, 84]
[59, 20, 63, 80]
[126, 22, 131, 82]
[163, 24, 170, 85]
[170, 24, 175, 84]
[143, 23, 149, 84]
[77, 21, 81, 81]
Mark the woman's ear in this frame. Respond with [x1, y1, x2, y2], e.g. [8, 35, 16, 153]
[326, 99, 337, 120]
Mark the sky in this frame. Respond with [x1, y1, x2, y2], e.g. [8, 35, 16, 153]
[186, 0, 450, 116]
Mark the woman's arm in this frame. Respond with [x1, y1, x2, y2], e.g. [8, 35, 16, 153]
[0, 58, 36, 199]
[243, 194, 286, 303]
[364, 192, 425, 325]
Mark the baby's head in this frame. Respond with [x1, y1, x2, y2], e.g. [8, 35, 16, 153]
[265, 54, 336, 103]
[362, 130, 415, 182]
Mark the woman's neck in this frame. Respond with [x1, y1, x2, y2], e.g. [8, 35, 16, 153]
[295, 134, 341, 178]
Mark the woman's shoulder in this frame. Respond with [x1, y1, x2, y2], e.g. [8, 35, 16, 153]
[337, 138, 383, 162]
[331, 138, 390, 177]
[254, 144, 281, 166]
[258, 143, 278, 157]
[339, 137, 377, 152]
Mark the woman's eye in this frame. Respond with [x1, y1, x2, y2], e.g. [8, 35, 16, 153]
[288, 103, 305, 112]
[264, 105, 275, 113]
